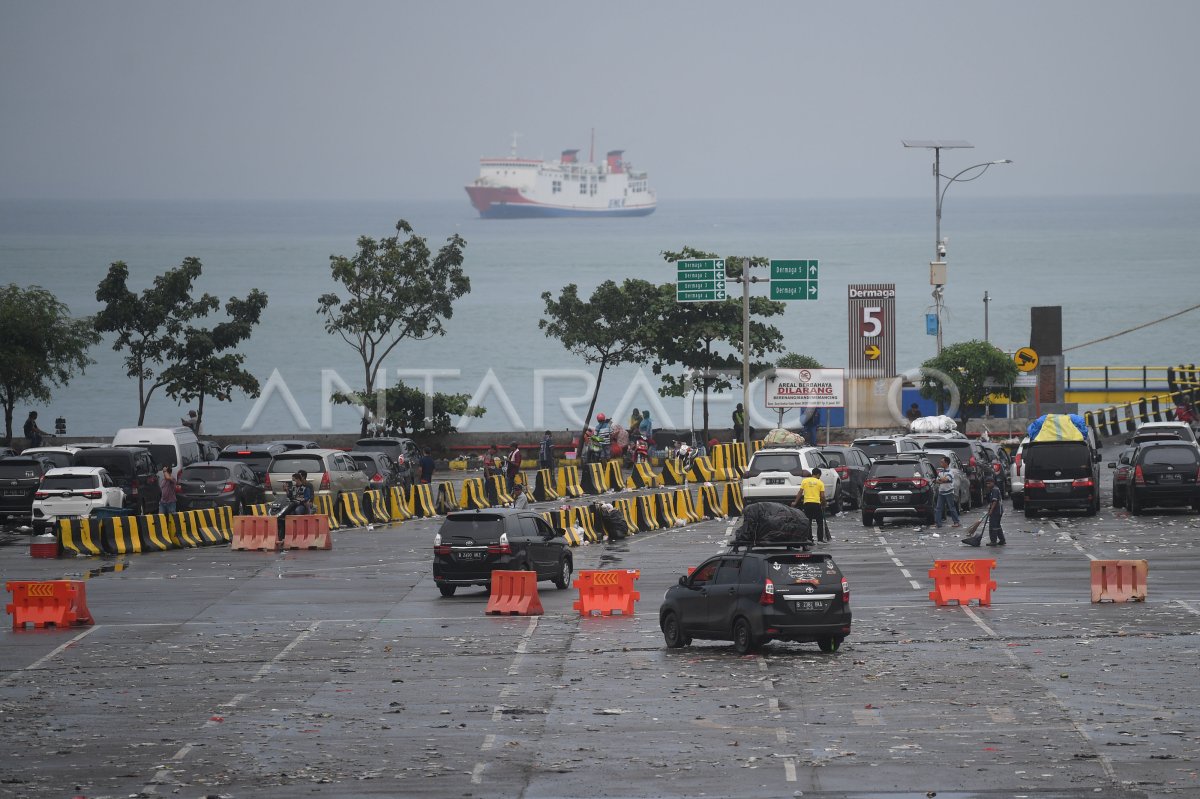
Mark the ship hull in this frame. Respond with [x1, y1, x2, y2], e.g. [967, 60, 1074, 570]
[465, 185, 656, 219]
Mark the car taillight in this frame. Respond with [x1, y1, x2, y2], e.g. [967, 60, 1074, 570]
[488, 532, 513, 556]
[912, 478, 929, 488]
[263, 473, 272, 491]
[82, 490, 102, 499]
[371, 473, 384, 483]
[223, 482, 236, 492]
[835, 466, 849, 478]
[1014, 453, 1022, 471]
[1024, 479, 1045, 489]
[992, 463, 1002, 473]
[34, 491, 49, 499]
[1071, 478, 1094, 488]
[864, 478, 879, 489]
[969, 456, 977, 468]
[759, 578, 775, 606]
[841, 576, 850, 603]
[320, 472, 331, 489]
[433, 545, 451, 556]
[1134, 466, 1145, 485]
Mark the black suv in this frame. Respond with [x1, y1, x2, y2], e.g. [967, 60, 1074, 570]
[354, 437, 420, 487]
[1122, 441, 1200, 515]
[73, 446, 160, 514]
[432, 509, 572, 597]
[0, 456, 54, 526]
[219, 443, 290, 483]
[659, 547, 851, 654]
[1022, 440, 1101, 518]
[860, 455, 937, 526]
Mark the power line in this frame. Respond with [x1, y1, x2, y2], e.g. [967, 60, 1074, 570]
[1063, 302, 1200, 352]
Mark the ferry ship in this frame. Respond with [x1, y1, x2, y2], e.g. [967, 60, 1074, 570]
[465, 136, 656, 218]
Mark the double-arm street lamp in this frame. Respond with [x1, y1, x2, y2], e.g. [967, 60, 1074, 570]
[903, 140, 1011, 354]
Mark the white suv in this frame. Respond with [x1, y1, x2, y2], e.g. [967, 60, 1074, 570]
[32, 467, 125, 534]
[742, 446, 842, 511]
[1128, 421, 1198, 446]
[1009, 437, 1029, 510]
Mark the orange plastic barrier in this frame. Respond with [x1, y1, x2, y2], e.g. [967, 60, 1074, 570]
[283, 515, 332, 550]
[928, 559, 998, 607]
[231, 515, 280, 552]
[1091, 559, 1148, 603]
[6, 580, 94, 629]
[485, 570, 544, 616]
[572, 569, 641, 616]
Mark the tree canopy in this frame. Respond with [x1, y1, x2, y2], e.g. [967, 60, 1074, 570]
[919, 340, 1023, 422]
[0, 284, 99, 446]
[94, 258, 217, 424]
[318, 219, 469, 436]
[331, 382, 484, 437]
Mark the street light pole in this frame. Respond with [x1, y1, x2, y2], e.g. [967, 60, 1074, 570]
[983, 290, 991, 342]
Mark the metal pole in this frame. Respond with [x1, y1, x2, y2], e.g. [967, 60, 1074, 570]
[741, 257, 751, 445]
[983, 290, 990, 342]
[934, 147, 944, 355]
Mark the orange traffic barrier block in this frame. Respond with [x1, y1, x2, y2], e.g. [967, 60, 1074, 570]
[485, 570, 544, 616]
[6, 580, 94, 629]
[572, 569, 641, 616]
[231, 515, 280, 552]
[1091, 559, 1148, 603]
[928, 559, 998, 607]
[283, 515, 332, 550]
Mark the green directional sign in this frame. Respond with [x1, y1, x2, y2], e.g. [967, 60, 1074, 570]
[676, 258, 727, 302]
[769, 259, 819, 301]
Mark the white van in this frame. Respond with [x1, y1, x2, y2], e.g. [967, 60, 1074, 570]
[111, 426, 201, 476]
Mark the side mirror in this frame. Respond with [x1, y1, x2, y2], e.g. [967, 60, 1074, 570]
[1124, 438, 1132, 445]
[1094, 452, 1103, 463]
[1107, 462, 1116, 469]
[678, 575, 689, 587]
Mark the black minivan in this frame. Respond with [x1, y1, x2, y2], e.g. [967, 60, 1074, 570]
[432, 509, 573, 597]
[1021, 440, 1101, 518]
[74, 447, 160, 514]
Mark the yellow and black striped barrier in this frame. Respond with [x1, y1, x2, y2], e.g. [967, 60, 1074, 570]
[721, 482, 744, 517]
[613, 498, 639, 534]
[388, 486, 414, 521]
[556, 465, 585, 498]
[605, 461, 625, 492]
[435, 482, 461, 515]
[655, 492, 681, 527]
[687, 456, 717, 483]
[458, 478, 490, 510]
[338, 493, 371, 528]
[411, 483, 437, 517]
[673, 488, 703, 524]
[624, 462, 662, 489]
[365, 489, 391, 523]
[660, 458, 685, 486]
[636, 494, 660, 530]
[581, 462, 609, 494]
[533, 469, 561, 501]
[58, 518, 104, 556]
[488, 475, 514, 506]
[694, 483, 726, 519]
[313, 494, 342, 530]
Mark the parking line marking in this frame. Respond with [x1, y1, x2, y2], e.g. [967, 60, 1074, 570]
[899, 569, 912, 579]
[769, 697, 780, 712]
[0, 625, 99, 686]
[471, 763, 486, 784]
[891, 557, 904, 567]
[481, 734, 496, 751]
[776, 729, 788, 744]
[1176, 599, 1200, 615]
[853, 708, 883, 725]
[784, 758, 797, 781]
[962, 606, 997, 638]
[909, 580, 921, 590]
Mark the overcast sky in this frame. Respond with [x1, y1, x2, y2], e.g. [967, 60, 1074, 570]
[3, 0, 1198, 201]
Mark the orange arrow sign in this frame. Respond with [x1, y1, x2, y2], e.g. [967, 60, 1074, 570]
[864, 344, 881, 360]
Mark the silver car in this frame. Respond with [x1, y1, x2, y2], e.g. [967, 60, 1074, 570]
[264, 448, 370, 505]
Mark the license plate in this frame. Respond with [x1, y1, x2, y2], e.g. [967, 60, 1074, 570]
[793, 600, 829, 612]
[455, 551, 485, 561]
[1046, 483, 1070, 493]
[885, 494, 905, 503]
[1158, 473, 1183, 482]
[2, 489, 23, 496]
[765, 478, 785, 485]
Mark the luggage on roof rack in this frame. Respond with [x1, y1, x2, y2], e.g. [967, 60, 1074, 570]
[734, 502, 812, 549]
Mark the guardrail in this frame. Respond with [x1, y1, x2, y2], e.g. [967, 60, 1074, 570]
[1066, 365, 1172, 392]
[1081, 364, 1199, 440]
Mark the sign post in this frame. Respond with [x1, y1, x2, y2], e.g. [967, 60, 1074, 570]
[847, 284, 896, 378]
[769, 260, 819, 301]
[675, 259, 727, 302]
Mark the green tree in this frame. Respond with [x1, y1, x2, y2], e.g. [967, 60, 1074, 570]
[94, 258, 217, 424]
[776, 353, 824, 370]
[540, 279, 663, 452]
[919, 340, 1024, 423]
[0, 285, 100, 446]
[652, 248, 786, 441]
[318, 220, 469, 436]
[161, 289, 269, 433]
[331, 381, 484, 437]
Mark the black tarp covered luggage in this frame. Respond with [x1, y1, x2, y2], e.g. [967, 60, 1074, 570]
[734, 502, 812, 548]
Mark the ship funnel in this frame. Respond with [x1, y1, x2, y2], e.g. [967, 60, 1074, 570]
[561, 149, 579, 164]
[606, 150, 625, 174]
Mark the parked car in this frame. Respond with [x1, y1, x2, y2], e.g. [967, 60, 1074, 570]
[977, 442, 1012, 498]
[18, 446, 81, 469]
[741, 446, 842, 511]
[916, 448, 972, 513]
[353, 437, 421, 487]
[177, 461, 264, 513]
[817, 446, 871, 510]
[1021, 438, 1101, 518]
[1109, 445, 1137, 508]
[916, 438, 985, 506]
[31, 467, 125, 534]
[198, 440, 223, 462]
[268, 439, 321, 451]
[111, 426, 201, 473]
[860, 455, 938, 527]
[73, 447, 160, 514]
[349, 451, 403, 494]
[0, 447, 17, 459]
[1122, 441, 1200, 515]
[1009, 437, 1030, 510]
[0, 455, 55, 527]
[264, 448, 370, 507]
[432, 508, 573, 597]
[659, 547, 851, 654]
[850, 436, 922, 461]
[219, 443, 289, 483]
[1127, 421, 1198, 446]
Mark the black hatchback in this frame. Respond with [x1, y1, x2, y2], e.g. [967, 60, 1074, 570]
[1123, 441, 1200, 515]
[659, 547, 851, 654]
[860, 455, 937, 527]
[432, 509, 573, 597]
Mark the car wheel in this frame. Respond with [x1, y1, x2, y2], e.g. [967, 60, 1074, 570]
[438, 584, 456, 597]
[731, 617, 759, 655]
[861, 511, 873, 527]
[1129, 493, 1142, 516]
[661, 612, 691, 648]
[1011, 493, 1024, 511]
[817, 637, 841, 654]
[831, 483, 843, 515]
[552, 557, 573, 590]
[923, 510, 936, 526]
[1112, 490, 1123, 508]
[1024, 506, 1037, 519]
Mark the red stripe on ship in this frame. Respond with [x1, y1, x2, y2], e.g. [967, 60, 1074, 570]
[465, 186, 532, 214]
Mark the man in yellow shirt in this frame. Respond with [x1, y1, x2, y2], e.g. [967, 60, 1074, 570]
[792, 468, 828, 543]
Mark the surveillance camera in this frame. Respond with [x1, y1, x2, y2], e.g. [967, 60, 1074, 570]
[937, 243, 947, 257]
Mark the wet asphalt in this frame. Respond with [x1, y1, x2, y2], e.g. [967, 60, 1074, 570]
[1, 446, 1199, 799]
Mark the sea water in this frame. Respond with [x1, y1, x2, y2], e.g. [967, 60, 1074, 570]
[1, 195, 1197, 437]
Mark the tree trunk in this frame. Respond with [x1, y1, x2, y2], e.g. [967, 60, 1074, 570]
[359, 361, 374, 437]
[196, 391, 206, 438]
[137, 368, 148, 425]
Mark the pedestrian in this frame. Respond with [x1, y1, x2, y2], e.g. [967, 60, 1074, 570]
[295, 470, 315, 514]
[934, 456, 961, 529]
[803, 408, 820, 446]
[593, 414, 612, 461]
[628, 408, 642, 433]
[792, 467, 828, 542]
[906, 403, 922, 423]
[538, 430, 555, 471]
[638, 410, 653, 446]
[23, 411, 49, 449]
[483, 445, 500, 505]
[157, 464, 178, 515]
[506, 441, 522, 490]
[511, 483, 530, 509]
[732, 403, 746, 442]
[982, 477, 1006, 546]
[181, 409, 199, 434]
[419, 448, 435, 484]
